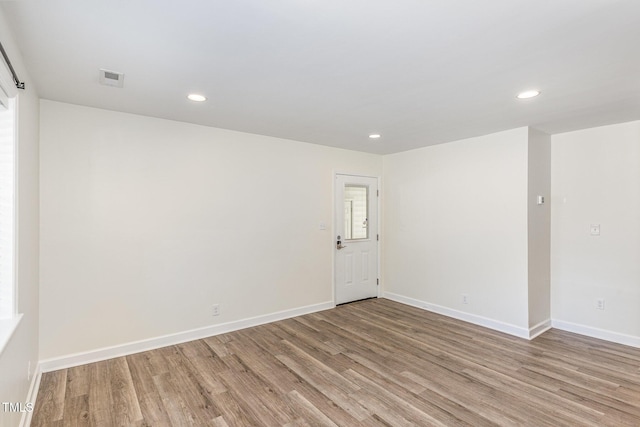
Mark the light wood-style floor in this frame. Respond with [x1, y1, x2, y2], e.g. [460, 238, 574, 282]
[32, 299, 640, 426]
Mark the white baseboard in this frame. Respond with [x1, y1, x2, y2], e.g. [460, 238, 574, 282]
[382, 292, 548, 340]
[39, 301, 334, 373]
[528, 319, 552, 339]
[551, 319, 640, 348]
[19, 362, 42, 427]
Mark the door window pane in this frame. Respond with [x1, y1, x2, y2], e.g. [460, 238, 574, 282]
[344, 185, 368, 240]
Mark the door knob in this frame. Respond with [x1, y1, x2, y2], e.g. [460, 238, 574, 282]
[336, 236, 347, 250]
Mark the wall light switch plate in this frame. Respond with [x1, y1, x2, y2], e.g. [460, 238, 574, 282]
[537, 195, 545, 205]
[590, 224, 600, 236]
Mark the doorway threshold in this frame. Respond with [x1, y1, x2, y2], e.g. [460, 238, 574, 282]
[336, 297, 378, 306]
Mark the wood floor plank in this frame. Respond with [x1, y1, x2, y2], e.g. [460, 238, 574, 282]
[31, 298, 640, 426]
[65, 364, 90, 398]
[31, 369, 67, 427]
[346, 359, 489, 427]
[174, 341, 228, 396]
[285, 390, 339, 427]
[210, 415, 230, 427]
[126, 351, 174, 426]
[405, 367, 529, 426]
[155, 345, 223, 424]
[152, 371, 201, 426]
[208, 390, 262, 427]
[217, 366, 294, 425]
[237, 323, 375, 426]
[87, 361, 114, 427]
[63, 395, 90, 427]
[275, 352, 371, 422]
[107, 357, 144, 426]
[461, 365, 605, 426]
[343, 368, 450, 427]
[203, 335, 232, 358]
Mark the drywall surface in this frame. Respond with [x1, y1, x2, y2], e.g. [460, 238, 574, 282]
[39, 100, 381, 359]
[551, 121, 640, 339]
[527, 128, 551, 328]
[383, 127, 530, 329]
[0, 6, 40, 427]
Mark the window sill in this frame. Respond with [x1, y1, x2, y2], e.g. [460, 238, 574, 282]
[0, 314, 23, 356]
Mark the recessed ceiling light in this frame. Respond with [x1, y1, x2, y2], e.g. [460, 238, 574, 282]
[187, 93, 207, 102]
[516, 90, 541, 99]
[369, 134, 381, 139]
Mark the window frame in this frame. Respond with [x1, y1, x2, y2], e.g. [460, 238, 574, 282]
[0, 58, 18, 323]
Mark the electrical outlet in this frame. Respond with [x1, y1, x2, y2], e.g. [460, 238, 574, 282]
[596, 299, 605, 310]
[462, 294, 469, 305]
[212, 304, 220, 316]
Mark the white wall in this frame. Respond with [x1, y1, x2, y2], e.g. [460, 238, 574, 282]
[36, 99, 640, 374]
[527, 128, 551, 328]
[551, 121, 640, 344]
[382, 128, 531, 331]
[39, 100, 382, 360]
[0, 7, 40, 427]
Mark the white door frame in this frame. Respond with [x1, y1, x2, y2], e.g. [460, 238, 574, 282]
[333, 172, 381, 305]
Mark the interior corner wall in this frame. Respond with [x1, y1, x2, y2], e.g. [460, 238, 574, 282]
[39, 100, 382, 361]
[382, 127, 530, 331]
[551, 121, 640, 344]
[0, 6, 40, 427]
[527, 128, 551, 328]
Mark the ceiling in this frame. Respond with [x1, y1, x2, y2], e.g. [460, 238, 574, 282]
[3, 0, 640, 154]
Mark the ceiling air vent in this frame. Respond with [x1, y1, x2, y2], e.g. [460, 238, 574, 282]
[99, 69, 124, 88]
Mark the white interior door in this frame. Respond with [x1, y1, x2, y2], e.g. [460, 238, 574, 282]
[335, 174, 378, 304]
